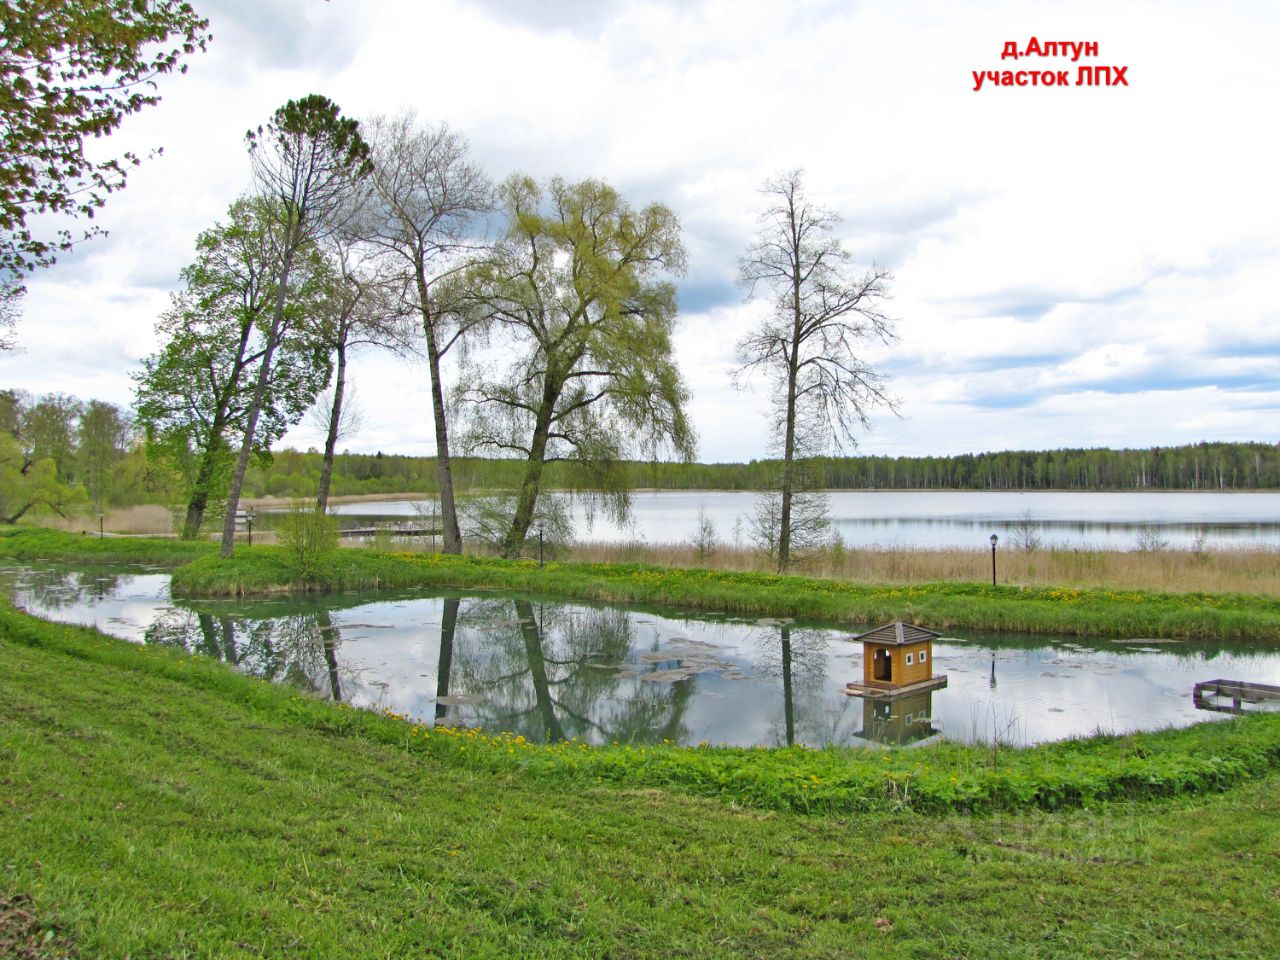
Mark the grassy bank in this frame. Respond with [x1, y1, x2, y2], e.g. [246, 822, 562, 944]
[0, 527, 214, 565]
[6, 527, 1280, 640]
[3, 607, 1280, 957]
[171, 542, 1280, 640]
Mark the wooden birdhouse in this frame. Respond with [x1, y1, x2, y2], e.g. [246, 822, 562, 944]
[845, 621, 948, 698]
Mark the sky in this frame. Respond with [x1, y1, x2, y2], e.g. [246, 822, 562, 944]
[4, 0, 1279, 463]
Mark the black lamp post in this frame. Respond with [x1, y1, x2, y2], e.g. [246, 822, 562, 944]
[989, 533, 999, 586]
[98, 511, 104, 539]
[246, 509, 254, 546]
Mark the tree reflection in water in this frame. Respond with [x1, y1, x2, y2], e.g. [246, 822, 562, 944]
[144, 606, 354, 701]
[2, 565, 127, 610]
[445, 599, 693, 745]
[754, 623, 856, 746]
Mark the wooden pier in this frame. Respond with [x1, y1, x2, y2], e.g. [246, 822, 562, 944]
[1192, 679, 1280, 715]
[338, 526, 442, 538]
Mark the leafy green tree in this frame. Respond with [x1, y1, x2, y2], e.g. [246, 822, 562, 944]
[220, 94, 372, 557]
[735, 170, 897, 571]
[134, 197, 331, 538]
[0, 0, 209, 305]
[76, 399, 131, 507]
[20, 392, 81, 483]
[459, 176, 695, 558]
[0, 431, 81, 522]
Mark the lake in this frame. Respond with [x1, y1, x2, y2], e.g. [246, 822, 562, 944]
[315, 490, 1280, 550]
[8, 561, 1278, 749]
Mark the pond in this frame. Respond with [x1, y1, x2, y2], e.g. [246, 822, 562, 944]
[311, 490, 1280, 550]
[7, 561, 1280, 748]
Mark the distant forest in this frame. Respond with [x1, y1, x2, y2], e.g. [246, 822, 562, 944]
[251, 441, 1280, 499]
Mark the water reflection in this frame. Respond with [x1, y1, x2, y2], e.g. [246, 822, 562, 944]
[9, 561, 1280, 748]
[855, 691, 942, 746]
[142, 607, 359, 702]
[446, 599, 693, 745]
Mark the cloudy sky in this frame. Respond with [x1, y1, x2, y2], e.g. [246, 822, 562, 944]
[5, 0, 1279, 462]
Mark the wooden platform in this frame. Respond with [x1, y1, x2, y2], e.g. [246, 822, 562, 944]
[1193, 678, 1280, 715]
[338, 526, 441, 538]
[844, 674, 948, 699]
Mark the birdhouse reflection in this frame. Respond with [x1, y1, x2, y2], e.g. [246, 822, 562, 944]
[856, 689, 940, 745]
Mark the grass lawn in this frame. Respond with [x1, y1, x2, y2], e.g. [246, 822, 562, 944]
[3, 610, 1280, 958]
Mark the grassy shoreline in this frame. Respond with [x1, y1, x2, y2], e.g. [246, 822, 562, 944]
[3, 604, 1280, 956]
[4, 528, 1280, 640]
[171, 546, 1280, 641]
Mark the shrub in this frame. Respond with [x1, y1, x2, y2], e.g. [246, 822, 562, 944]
[276, 505, 339, 586]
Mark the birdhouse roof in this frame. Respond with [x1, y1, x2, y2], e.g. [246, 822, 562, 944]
[852, 621, 940, 646]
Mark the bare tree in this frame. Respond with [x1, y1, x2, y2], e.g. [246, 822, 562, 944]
[359, 112, 492, 554]
[309, 234, 398, 512]
[735, 170, 897, 571]
[219, 95, 372, 557]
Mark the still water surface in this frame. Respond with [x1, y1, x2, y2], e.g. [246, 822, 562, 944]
[8, 562, 1279, 748]
[319, 490, 1280, 550]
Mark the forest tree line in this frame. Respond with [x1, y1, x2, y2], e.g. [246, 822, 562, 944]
[237, 440, 1280, 498]
[4, 385, 1275, 524]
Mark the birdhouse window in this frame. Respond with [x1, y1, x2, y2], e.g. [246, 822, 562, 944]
[920, 651, 928, 663]
[905, 653, 914, 665]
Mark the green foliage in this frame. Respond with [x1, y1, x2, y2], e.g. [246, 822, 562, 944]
[275, 507, 340, 587]
[0, 0, 209, 286]
[0, 434, 82, 523]
[133, 197, 333, 535]
[459, 175, 695, 556]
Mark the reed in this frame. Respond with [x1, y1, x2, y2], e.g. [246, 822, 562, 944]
[560, 540, 1280, 596]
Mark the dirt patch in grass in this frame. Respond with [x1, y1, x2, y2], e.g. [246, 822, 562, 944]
[0, 893, 76, 959]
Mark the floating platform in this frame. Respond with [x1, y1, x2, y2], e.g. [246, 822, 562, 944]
[1193, 678, 1280, 715]
[844, 674, 948, 699]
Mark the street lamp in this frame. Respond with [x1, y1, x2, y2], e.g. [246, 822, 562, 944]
[989, 533, 999, 586]
[98, 511, 104, 540]
[246, 509, 254, 546]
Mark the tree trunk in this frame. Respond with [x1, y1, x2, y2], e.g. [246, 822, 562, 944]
[424, 325, 463, 554]
[501, 383, 557, 559]
[316, 342, 346, 513]
[182, 435, 225, 539]
[220, 247, 295, 557]
[777, 226, 804, 573]
[415, 272, 463, 555]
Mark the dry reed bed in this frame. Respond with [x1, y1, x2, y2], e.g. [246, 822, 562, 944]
[560, 540, 1280, 596]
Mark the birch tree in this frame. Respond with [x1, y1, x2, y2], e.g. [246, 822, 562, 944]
[735, 170, 897, 571]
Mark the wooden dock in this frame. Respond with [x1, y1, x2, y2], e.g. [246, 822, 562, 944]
[1192, 679, 1280, 715]
[338, 526, 442, 538]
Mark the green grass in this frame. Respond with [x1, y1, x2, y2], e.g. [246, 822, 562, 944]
[3, 607, 1280, 957]
[171, 541, 1280, 641]
[7, 527, 1280, 640]
[0, 527, 214, 565]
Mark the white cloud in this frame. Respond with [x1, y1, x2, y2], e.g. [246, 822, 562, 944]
[4, 0, 1279, 461]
